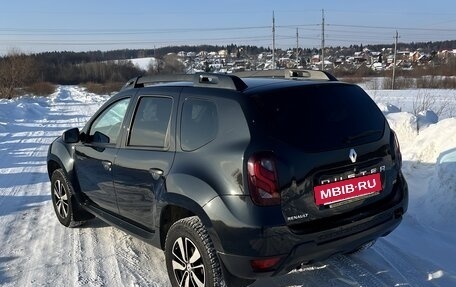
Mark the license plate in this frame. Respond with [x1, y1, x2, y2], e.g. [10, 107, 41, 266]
[314, 173, 382, 206]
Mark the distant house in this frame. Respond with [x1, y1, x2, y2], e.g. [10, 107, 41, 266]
[371, 62, 384, 71]
[311, 54, 320, 65]
[397, 51, 411, 59]
[197, 51, 208, 58]
[354, 56, 368, 64]
[418, 54, 429, 64]
[218, 50, 228, 58]
[410, 51, 422, 62]
[208, 51, 218, 58]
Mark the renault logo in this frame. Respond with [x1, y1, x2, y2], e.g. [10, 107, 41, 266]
[349, 149, 357, 163]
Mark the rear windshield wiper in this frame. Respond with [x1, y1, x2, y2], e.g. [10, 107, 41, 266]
[345, 129, 383, 143]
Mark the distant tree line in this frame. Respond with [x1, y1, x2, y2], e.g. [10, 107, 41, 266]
[0, 44, 271, 98]
[1, 40, 456, 98]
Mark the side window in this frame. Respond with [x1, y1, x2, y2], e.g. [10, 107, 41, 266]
[129, 96, 173, 148]
[181, 98, 218, 151]
[90, 98, 130, 144]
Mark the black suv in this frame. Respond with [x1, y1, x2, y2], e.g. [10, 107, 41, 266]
[47, 70, 408, 287]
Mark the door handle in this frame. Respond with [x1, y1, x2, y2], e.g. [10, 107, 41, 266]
[102, 161, 112, 172]
[149, 168, 164, 180]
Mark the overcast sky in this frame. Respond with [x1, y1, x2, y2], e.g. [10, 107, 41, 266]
[1, 0, 456, 55]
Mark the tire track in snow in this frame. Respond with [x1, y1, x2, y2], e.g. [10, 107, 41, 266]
[0, 87, 111, 286]
[0, 86, 170, 287]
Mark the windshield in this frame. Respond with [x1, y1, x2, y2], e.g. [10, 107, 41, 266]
[250, 83, 385, 152]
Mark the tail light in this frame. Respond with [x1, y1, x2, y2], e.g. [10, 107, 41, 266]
[247, 154, 280, 206]
[391, 131, 402, 169]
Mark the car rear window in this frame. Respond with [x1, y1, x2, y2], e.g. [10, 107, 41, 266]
[250, 83, 385, 152]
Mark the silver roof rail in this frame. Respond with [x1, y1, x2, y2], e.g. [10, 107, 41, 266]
[234, 69, 337, 81]
[121, 73, 247, 91]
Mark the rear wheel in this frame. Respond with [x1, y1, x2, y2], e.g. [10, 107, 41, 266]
[51, 169, 86, 228]
[165, 216, 224, 287]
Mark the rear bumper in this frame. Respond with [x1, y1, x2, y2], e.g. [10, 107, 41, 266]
[206, 171, 408, 280]
[218, 204, 404, 279]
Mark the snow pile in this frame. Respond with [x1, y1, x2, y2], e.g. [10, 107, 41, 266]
[377, 102, 401, 114]
[15, 101, 48, 121]
[383, 105, 456, 229]
[0, 101, 10, 131]
[405, 118, 456, 163]
[424, 148, 456, 226]
[385, 112, 417, 147]
[0, 96, 49, 125]
[417, 109, 438, 129]
[402, 118, 456, 228]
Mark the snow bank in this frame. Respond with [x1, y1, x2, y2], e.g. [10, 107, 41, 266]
[385, 112, 417, 148]
[422, 148, 456, 226]
[0, 96, 49, 124]
[368, 88, 456, 119]
[406, 118, 456, 163]
[392, 117, 456, 230]
[410, 119, 456, 227]
[377, 102, 401, 114]
[417, 109, 438, 129]
[381, 102, 456, 231]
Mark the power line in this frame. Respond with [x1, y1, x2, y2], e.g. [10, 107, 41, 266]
[328, 23, 456, 32]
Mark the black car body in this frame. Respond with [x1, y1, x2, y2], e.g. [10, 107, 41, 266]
[47, 70, 408, 287]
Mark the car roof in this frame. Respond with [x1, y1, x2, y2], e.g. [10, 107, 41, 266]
[120, 69, 339, 94]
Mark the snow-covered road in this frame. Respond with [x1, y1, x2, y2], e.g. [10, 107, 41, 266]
[0, 86, 455, 286]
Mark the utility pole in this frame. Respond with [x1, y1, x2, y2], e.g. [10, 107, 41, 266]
[296, 28, 299, 67]
[272, 11, 276, 70]
[392, 30, 399, 90]
[321, 9, 325, 70]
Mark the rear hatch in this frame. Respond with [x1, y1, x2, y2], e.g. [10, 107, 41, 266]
[248, 83, 399, 229]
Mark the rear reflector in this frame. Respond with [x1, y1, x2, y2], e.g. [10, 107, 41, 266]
[250, 256, 282, 272]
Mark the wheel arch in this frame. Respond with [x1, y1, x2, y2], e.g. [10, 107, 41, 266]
[47, 144, 91, 221]
[158, 195, 221, 253]
[47, 138, 79, 186]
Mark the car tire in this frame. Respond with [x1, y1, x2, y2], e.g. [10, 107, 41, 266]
[51, 169, 86, 228]
[165, 216, 224, 287]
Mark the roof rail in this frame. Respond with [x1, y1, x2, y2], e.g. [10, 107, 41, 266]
[234, 69, 337, 81]
[194, 73, 248, 90]
[121, 73, 248, 91]
[121, 74, 194, 91]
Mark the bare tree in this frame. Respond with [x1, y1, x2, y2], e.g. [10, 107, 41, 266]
[164, 54, 185, 74]
[148, 54, 185, 75]
[0, 49, 38, 99]
[412, 91, 436, 117]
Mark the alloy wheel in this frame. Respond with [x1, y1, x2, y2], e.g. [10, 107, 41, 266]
[171, 237, 205, 287]
[53, 179, 69, 219]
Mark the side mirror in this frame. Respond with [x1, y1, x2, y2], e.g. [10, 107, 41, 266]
[62, 128, 80, 143]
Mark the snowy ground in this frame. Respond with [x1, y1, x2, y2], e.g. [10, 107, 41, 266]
[0, 86, 455, 286]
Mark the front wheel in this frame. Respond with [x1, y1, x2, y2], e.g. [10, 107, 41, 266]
[51, 169, 86, 228]
[165, 216, 224, 287]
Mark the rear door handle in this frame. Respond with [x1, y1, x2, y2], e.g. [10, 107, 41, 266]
[102, 161, 112, 172]
[149, 168, 164, 180]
